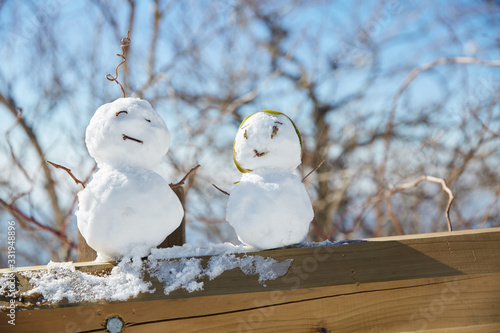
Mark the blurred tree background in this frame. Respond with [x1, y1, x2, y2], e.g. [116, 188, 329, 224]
[0, 0, 499, 266]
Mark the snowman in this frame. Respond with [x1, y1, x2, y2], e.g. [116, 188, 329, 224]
[226, 110, 314, 250]
[76, 97, 184, 260]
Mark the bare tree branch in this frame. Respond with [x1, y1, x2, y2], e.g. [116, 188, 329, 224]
[0, 198, 77, 250]
[0, 92, 65, 229]
[384, 57, 500, 168]
[5, 107, 30, 181]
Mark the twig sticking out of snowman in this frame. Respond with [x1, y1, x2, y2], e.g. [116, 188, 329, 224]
[47, 161, 86, 189]
[225, 110, 315, 250]
[74, 32, 197, 261]
[105, 31, 131, 98]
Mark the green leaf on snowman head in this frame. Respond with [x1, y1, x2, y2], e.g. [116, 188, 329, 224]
[233, 110, 303, 173]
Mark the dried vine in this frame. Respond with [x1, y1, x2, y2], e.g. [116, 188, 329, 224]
[106, 31, 131, 98]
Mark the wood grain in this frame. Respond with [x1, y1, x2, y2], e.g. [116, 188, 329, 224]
[1, 227, 499, 332]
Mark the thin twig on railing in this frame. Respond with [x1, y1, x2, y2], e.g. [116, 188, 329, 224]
[386, 175, 454, 233]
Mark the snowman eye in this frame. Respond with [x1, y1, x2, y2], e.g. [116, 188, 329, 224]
[116, 110, 128, 117]
[271, 121, 282, 139]
[241, 124, 249, 139]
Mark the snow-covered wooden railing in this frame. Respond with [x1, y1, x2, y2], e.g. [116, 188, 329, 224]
[1, 227, 500, 333]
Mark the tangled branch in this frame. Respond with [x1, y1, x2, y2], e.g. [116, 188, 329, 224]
[106, 31, 131, 98]
[384, 57, 500, 165]
[6, 107, 31, 181]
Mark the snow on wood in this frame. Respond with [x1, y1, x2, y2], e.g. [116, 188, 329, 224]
[1, 228, 499, 333]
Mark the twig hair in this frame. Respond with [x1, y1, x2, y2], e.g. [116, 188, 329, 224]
[106, 31, 131, 98]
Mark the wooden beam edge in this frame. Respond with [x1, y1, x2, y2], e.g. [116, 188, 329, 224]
[2, 272, 499, 333]
[2, 227, 498, 274]
[363, 226, 500, 242]
[1, 227, 499, 312]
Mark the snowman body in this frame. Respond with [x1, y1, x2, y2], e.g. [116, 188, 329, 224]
[76, 97, 183, 260]
[226, 111, 314, 250]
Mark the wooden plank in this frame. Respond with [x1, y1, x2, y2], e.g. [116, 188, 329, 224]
[1, 228, 499, 332]
[123, 273, 500, 333]
[2, 273, 499, 332]
[1, 227, 499, 301]
[77, 230, 97, 262]
[157, 186, 186, 248]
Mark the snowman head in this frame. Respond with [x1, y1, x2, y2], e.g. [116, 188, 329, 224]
[233, 110, 303, 173]
[86, 97, 170, 169]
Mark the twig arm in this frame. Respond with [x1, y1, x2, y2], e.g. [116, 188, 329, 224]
[212, 184, 230, 196]
[170, 164, 201, 189]
[47, 161, 86, 189]
[302, 160, 325, 183]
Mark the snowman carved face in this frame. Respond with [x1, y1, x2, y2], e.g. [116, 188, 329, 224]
[86, 97, 170, 169]
[233, 110, 302, 173]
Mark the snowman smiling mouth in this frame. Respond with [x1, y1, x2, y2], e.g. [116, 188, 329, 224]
[253, 149, 268, 157]
[122, 134, 143, 144]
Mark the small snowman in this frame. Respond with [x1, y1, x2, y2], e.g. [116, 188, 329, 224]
[76, 97, 184, 260]
[226, 110, 314, 250]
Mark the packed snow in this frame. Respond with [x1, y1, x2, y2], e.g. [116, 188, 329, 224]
[227, 170, 314, 249]
[227, 111, 314, 250]
[85, 97, 170, 169]
[233, 111, 302, 173]
[11, 243, 293, 304]
[0, 241, 366, 307]
[76, 97, 183, 260]
[24, 258, 150, 303]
